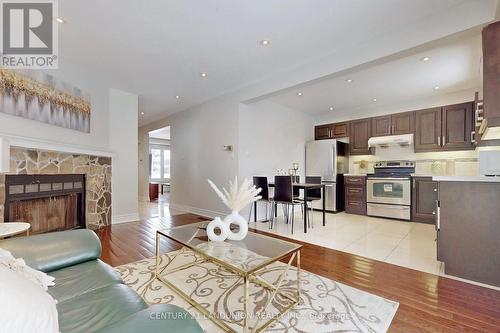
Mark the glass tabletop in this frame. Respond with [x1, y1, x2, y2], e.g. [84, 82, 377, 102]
[157, 221, 302, 274]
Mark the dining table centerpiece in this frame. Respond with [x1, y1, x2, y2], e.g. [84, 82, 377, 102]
[206, 177, 261, 241]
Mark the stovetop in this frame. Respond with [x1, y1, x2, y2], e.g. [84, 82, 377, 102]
[369, 160, 415, 178]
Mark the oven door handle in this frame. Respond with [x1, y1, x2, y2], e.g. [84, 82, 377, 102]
[368, 203, 410, 210]
[367, 177, 410, 181]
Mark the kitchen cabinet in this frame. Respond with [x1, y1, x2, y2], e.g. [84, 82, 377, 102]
[371, 112, 414, 137]
[411, 177, 437, 224]
[442, 102, 474, 150]
[345, 176, 366, 215]
[415, 107, 442, 152]
[315, 124, 332, 140]
[437, 180, 500, 287]
[331, 122, 349, 138]
[392, 111, 415, 135]
[314, 122, 349, 140]
[371, 115, 392, 137]
[349, 119, 371, 155]
[482, 21, 500, 129]
[415, 103, 474, 152]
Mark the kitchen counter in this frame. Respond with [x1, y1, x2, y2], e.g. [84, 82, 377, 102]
[432, 176, 500, 183]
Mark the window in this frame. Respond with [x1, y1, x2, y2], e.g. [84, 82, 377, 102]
[150, 146, 170, 181]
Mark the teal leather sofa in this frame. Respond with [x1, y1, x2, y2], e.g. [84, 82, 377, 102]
[0, 229, 203, 333]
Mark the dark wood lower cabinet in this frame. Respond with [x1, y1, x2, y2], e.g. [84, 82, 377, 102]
[437, 181, 500, 287]
[345, 176, 366, 215]
[411, 177, 437, 224]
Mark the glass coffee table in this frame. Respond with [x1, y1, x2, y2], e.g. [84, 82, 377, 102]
[155, 221, 302, 333]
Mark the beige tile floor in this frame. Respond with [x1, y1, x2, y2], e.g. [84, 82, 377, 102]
[252, 211, 442, 275]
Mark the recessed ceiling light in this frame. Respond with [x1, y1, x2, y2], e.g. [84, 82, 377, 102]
[296, 92, 303, 96]
[140, 112, 145, 115]
[260, 39, 270, 46]
[421, 56, 430, 62]
[346, 79, 353, 83]
[372, 98, 377, 102]
[329, 106, 334, 111]
[200, 72, 207, 78]
[55, 17, 65, 23]
[434, 86, 440, 90]
[175, 95, 180, 99]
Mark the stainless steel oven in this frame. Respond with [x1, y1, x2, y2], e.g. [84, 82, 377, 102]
[366, 161, 414, 220]
[367, 178, 411, 205]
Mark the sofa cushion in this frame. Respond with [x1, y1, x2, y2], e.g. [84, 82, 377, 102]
[48, 259, 122, 303]
[57, 283, 148, 333]
[94, 303, 204, 333]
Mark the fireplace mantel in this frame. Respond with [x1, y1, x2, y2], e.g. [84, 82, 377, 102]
[0, 133, 115, 158]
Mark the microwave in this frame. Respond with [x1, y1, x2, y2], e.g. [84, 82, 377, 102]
[479, 150, 500, 176]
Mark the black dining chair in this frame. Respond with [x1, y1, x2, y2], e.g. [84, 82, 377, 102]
[270, 176, 304, 234]
[291, 175, 300, 198]
[303, 176, 322, 228]
[248, 176, 272, 222]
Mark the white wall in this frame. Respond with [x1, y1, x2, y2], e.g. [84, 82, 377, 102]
[0, 64, 110, 150]
[140, 95, 241, 217]
[238, 100, 314, 219]
[109, 89, 139, 223]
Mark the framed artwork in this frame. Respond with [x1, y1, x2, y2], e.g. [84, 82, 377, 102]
[0, 69, 91, 133]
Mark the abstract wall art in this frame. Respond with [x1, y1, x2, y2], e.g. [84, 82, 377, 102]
[0, 69, 91, 133]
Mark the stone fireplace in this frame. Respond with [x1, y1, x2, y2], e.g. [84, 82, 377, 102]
[0, 147, 112, 230]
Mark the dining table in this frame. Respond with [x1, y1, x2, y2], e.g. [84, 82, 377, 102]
[258, 182, 326, 233]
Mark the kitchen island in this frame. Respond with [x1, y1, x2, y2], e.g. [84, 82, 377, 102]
[433, 176, 500, 287]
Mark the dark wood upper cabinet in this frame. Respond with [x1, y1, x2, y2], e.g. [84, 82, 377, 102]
[442, 102, 474, 150]
[371, 115, 391, 137]
[412, 177, 437, 224]
[349, 118, 371, 155]
[415, 107, 442, 152]
[331, 122, 349, 138]
[315, 124, 332, 140]
[371, 112, 414, 137]
[483, 21, 500, 128]
[315, 122, 349, 140]
[391, 111, 415, 135]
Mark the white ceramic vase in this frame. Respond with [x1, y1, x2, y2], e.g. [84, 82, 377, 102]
[223, 210, 248, 241]
[206, 211, 248, 242]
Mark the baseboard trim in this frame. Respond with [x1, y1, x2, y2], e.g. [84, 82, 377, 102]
[169, 203, 224, 219]
[112, 213, 140, 224]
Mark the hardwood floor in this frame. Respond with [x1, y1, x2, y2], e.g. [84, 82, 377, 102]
[96, 213, 500, 333]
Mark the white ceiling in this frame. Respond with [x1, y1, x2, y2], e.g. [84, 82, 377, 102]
[57, 0, 497, 126]
[265, 31, 482, 116]
[149, 126, 170, 140]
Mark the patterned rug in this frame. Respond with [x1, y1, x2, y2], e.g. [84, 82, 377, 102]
[115, 248, 398, 333]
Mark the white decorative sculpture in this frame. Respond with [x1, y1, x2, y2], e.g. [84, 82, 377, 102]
[206, 177, 261, 241]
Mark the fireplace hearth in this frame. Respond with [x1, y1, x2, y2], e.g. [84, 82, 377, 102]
[4, 174, 86, 234]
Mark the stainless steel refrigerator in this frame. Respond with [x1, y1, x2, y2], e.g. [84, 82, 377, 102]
[305, 139, 349, 212]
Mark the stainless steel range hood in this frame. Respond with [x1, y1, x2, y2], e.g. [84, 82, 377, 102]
[368, 134, 413, 148]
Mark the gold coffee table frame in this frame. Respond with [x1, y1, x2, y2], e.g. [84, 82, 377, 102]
[155, 225, 302, 333]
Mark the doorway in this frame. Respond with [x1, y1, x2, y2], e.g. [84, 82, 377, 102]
[140, 126, 174, 219]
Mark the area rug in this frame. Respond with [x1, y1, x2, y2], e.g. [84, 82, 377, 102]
[115, 248, 398, 332]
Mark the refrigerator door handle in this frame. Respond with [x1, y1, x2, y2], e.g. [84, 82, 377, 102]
[331, 143, 337, 178]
